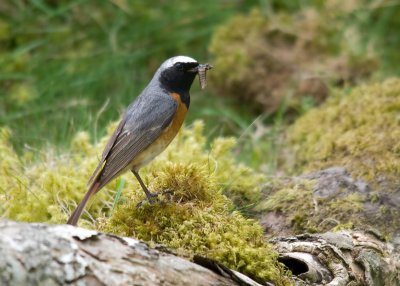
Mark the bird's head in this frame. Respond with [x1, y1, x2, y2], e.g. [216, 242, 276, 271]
[157, 56, 212, 93]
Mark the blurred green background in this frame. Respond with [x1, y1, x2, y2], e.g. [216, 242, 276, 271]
[1, 0, 399, 171]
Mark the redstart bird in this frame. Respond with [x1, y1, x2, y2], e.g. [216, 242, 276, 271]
[67, 56, 212, 226]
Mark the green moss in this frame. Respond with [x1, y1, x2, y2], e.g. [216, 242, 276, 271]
[0, 121, 290, 285]
[256, 79, 400, 236]
[255, 179, 318, 234]
[288, 78, 400, 185]
[99, 162, 289, 284]
[255, 177, 370, 234]
[0, 127, 112, 226]
[142, 121, 264, 208]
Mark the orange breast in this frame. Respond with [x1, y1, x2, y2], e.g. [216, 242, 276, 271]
[162, 92, 188, 140]
[131, 92, 188, 170]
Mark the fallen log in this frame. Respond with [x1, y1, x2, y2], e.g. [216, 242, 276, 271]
[0, 220, 262, 286]
[1, 220, 399, 285]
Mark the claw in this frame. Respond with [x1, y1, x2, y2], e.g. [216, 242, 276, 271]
[136, 189, 174, 208]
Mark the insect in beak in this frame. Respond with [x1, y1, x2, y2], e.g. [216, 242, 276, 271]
[191, 63, 213, 89]
[197, 64, 213, 89]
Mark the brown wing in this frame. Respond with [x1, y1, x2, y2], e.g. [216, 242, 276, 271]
[88, 117, 127, 186]
[89, 93, 178, 191]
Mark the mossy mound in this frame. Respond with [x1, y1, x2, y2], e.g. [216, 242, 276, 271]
[99, 162, 289, 284]
[209, 8, 377, 113]
[137, 121, 265, 209]
[288, 78, 400, 185]
[0, 121, 290, 285]
[255, 79, 400, 237]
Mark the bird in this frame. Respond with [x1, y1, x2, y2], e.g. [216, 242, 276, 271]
[67, 56, 212, 226]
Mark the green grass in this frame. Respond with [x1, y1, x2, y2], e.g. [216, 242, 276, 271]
[0, 0, 258, 152]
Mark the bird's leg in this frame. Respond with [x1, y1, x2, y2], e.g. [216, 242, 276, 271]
[132, 170, 157, 200]
[132, 170, 173, 207]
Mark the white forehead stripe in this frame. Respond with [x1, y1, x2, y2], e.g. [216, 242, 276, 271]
[161, 56, 197, 69]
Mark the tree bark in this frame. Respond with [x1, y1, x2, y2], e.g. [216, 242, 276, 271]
[270, 230, 400, 286]
[1, 220, 399, 286]
[0, 220, 262, 286]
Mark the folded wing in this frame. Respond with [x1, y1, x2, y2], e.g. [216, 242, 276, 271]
[89, 93, 178, 191]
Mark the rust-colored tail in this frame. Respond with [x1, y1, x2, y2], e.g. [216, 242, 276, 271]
[67, 181, 101, 226]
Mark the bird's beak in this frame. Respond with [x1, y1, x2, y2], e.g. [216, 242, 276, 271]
[188, 63, 213, 89]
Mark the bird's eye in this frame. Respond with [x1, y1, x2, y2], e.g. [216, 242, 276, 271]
[175, 63, 184, 71]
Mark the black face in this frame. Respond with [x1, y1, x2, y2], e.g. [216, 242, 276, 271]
[173, 62, 199, 73]
[159, 61, 199, 95]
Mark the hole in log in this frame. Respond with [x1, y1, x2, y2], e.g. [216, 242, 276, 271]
[278, 257, 309, 275]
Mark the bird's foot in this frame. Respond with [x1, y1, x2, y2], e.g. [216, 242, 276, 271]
[136, 189, 173, 208]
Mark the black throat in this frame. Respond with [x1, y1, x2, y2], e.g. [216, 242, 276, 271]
[159, 69, 197, 108]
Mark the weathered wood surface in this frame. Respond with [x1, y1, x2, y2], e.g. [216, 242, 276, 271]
[1, 220, 399, 286]
[0, 220, 262, 286]
[271, 230, 400, 286]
